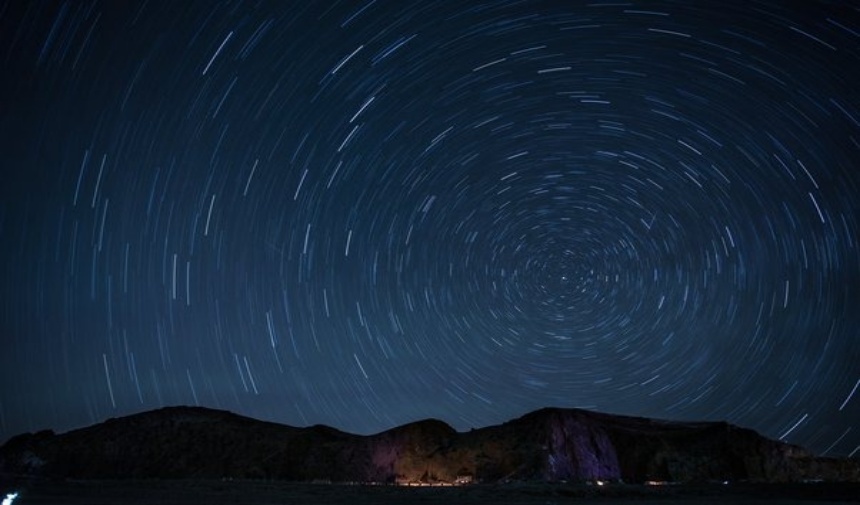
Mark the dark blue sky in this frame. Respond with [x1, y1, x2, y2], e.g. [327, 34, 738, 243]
[1, 0, 858, 457]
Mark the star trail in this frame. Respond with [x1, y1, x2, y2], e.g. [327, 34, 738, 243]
[1, 1, 858, 457]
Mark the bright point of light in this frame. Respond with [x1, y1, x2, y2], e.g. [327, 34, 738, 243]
[2, 492, 18, 505]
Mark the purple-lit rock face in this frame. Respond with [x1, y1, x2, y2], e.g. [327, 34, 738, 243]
[1, 406, 857, 483]
[543, 410, 621, 481]
[369, 440, 398, 479]
[364, 419, 457, 483]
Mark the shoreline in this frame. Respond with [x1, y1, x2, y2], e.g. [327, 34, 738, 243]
[3, 479, 858, 505]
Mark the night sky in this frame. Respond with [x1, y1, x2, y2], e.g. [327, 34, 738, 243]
[1, 0, 858, 458]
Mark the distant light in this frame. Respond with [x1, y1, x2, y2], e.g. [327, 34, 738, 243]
[2, 493, 18, 505]
[596, 480, 605, 486]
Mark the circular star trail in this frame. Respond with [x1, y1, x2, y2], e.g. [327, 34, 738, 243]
[1, 1, 858, 457]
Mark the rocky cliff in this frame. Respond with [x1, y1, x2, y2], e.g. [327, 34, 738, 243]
[1, 406, 856, 483]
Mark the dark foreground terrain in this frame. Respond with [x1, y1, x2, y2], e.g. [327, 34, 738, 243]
[1, 480, 858, 505]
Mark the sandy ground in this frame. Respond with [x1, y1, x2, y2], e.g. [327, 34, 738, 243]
[1, 480, 858, 505]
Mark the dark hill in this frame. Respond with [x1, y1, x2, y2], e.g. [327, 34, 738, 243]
[1, 406, 856, 483]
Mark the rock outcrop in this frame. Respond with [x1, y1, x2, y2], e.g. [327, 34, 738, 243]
[1, 406, 856, 483]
